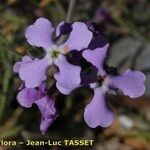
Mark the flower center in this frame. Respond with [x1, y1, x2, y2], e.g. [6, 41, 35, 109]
[46, 45, 68, 64]
[97, 76, 104, 86]
[97, 75, 107, 86]
[51, 50, 60, 58]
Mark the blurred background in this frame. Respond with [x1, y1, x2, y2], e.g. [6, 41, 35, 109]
[0, 0, 150, 149]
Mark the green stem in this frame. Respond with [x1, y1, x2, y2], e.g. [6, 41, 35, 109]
[66, 0, 76, 22]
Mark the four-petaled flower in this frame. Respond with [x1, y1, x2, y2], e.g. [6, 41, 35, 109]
[82, 44, 146, 128]
[13, 18, 146, 134]
[19, 18, 93, 95]
[16, 81, 58, 134]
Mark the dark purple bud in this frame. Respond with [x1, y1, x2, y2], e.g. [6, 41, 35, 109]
[93, 7, 111, 23]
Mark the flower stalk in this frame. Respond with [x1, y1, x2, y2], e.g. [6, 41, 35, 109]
[56, 0, 76, 45]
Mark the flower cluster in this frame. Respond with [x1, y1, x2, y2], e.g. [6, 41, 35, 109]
[13, 18, 146, 134]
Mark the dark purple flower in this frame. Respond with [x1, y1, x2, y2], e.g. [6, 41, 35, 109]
[86, 22, 108, 50]
[93, 7, 111, 23]
[16, 18, 93, 95]
[82, 44, 146, 128]
[17, 82, 58, 134]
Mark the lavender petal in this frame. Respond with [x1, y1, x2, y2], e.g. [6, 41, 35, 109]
[25, 18, 54, 51]
[62, 22, 93, 51]
[35, 96, 58, 134]
[107, 69, 146, 98]
[54, 55, 81, 95]
[84, 87, 114, 128]
[82, 44, 109, 76]
[17, 88, 37, 108]
[19, 57, 50, 88]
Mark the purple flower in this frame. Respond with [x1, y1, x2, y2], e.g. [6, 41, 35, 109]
[17, 82, 58, 134]
[17, 18, 93, 95]
[93, 7, 111, 23]
[13, 18, 146, 132]
[82, 44, 146, 128]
